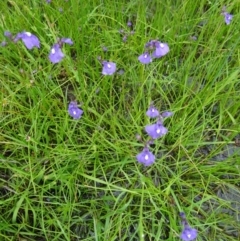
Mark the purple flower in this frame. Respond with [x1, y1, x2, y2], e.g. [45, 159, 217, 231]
[15, 31, 40, 49]
[190, 36, 197, 41]
[119, 29, 124, 34]
[138, 52, 152, 64]
[49, 44, 65, 64]
[223, 12, 233, 25]
[146, 106, 159, 118]
[136, 147, 155, 166]
[68, 101, 83, 119]
[1, 41, 7, 47]
[102, 46, 108, 52]
[145, 122, 168, 139]
[179, 212, 198, 241]
[117, 69, 125, 75]
[4, 31, 12, 38]
[180, 226, 198, 241]
[127, 21, 132, 27]
[152, 42, 169, 58]
[145, 40, 155, 48]
[161, 111, 173, 118]
[48, 37, 73, 63]
[60, 38, 73, 45]
[122, 35, 128, 42]
[102, 61, 117, 75]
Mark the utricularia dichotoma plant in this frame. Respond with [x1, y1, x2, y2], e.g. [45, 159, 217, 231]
[136, 105, 173, 166]
[179, 212, 198, 241]
[138, 40, 169, 64]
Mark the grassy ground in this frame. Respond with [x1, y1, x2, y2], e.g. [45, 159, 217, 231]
[1, 0, 240, 240]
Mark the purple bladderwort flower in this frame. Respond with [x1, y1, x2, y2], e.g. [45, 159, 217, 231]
[190, 36, 197, 41]
[152, 42, 170, 58]
[4, 31, 12, 38]
[122, 35, 128, 42]
[141, 40, 170, 61]
[146, 106, 160, 118]
[145, 40, 155, 48]
[223, 12, 233, 25]
[138, 52, 152, 64]
[102, 46, 108, 52]
[127, 21, 132, 27]
[117, 69, 125, 75]
[14, 31, 40, 50]
[180, 226, 198, 241]
[161, 111, 173, 118]
[145, 120, 168, 139]
[49, 37, 73, 64]
[119, 29, 125, 34]
[180, 212, 198, 241]
[135, 134, 142, 141]
[1, 41, 7, 47]
[136, 147, 155, 166]
[102, 61, 117, 75]
[60, 38, 73, 45]
[46, 0, 51, 3]
[119, 22, 134, 43]
[49, 44, 64, 64]
[68, 101, 83, 119]
[222, 6, 233, 25]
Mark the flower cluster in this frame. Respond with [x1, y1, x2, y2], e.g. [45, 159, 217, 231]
[145, 105, 173, 140]
[1, 30, 73, 64]
[138, 40, 170, 64]
[119, 20, 134, 42]
[136, 105, 173, 166]
[180, 212, 198, 241]
[1, 4, 232, 70]
[1, 6, 232, 127]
